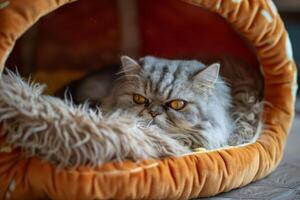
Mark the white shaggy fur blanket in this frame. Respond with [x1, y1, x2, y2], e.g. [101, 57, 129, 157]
[0, 71, 263, 167]
[0, 71, 190, 167]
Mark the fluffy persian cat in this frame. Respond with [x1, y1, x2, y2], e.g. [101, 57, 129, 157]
[60, 56, 234, 150]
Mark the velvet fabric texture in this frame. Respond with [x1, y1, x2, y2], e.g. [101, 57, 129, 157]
[0, 0, 297, 199]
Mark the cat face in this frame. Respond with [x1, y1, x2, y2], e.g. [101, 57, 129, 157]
[112, 56, 221, 140]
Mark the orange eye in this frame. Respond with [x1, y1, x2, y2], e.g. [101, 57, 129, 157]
[133, 94, 148, 105]
[167, 100, 186, 110]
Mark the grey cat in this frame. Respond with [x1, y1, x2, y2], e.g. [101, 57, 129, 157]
[101, 56, 234, 149]
[58, 56, 235, 150]
[0, 56, 262, 167]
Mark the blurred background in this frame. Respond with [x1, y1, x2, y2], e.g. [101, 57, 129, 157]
[274, 1, 300, 116]
[274, 0, 300, 83]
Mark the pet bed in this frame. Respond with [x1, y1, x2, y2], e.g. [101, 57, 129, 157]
[0, 0, 297, 199]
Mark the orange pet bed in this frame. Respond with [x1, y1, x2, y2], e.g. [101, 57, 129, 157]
[0, 0, 297, 199]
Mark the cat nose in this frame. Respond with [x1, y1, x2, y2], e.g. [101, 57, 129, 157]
[148, 104, 163, 118]
[149, 111, 160, 118]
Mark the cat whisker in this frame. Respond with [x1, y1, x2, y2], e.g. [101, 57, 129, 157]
[136, 118, 153, 129]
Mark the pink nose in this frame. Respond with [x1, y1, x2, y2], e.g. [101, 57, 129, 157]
[149, 111, 160, 118]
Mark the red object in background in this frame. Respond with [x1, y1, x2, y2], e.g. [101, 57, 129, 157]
[7, 0, 259, 73]
[7, 0, 121, 72]
[35, 0, 120, 70]
[139, 0, 258, 66]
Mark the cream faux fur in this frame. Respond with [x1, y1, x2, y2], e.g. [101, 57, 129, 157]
[0, 71, 263, 168]
[0, 71, 190, 167]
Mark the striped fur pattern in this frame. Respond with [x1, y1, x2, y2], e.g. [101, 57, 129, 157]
[103, 56, 234, 149]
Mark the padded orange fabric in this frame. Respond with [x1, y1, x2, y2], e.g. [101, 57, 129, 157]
[0, 0, 297, 199]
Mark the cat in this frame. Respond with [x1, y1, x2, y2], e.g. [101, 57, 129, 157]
[108, 56, 234, 149]
[0, 56, 263, 167]
[59, 56, 235, 150]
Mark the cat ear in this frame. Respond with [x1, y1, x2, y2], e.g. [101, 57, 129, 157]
[120, 56, 141, 76]
[193, 63, 220, 85]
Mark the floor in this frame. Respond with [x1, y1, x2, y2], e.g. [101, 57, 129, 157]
[200, 115, 300, 200]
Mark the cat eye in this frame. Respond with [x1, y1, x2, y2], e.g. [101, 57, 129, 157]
[133, 94, 148, 105]
[167, 100, 187, 110]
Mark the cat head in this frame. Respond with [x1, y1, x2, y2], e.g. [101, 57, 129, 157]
[111, 55, 229, 148]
